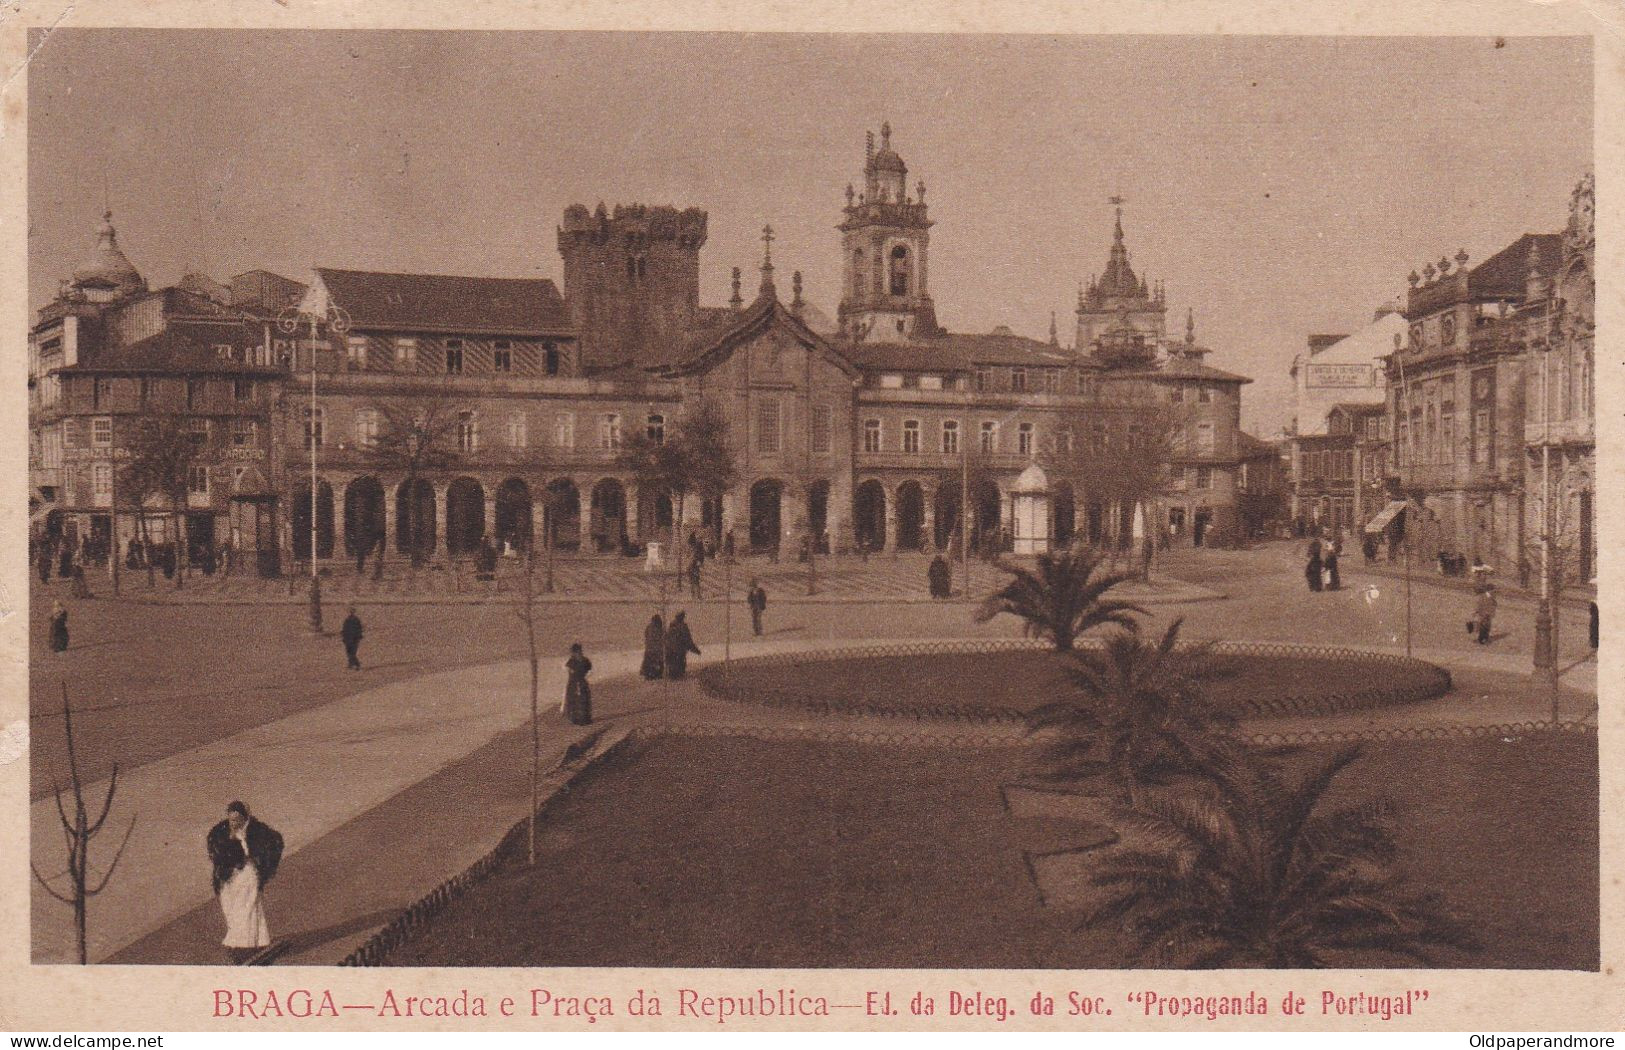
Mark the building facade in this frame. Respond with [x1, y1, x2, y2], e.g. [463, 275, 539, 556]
[30, 127, 1258, 572]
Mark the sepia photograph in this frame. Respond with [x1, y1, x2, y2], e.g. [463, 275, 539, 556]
[5, 10, 1615, 1035]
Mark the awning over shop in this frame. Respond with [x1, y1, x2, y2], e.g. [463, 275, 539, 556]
[1364, 501, 1407, 534]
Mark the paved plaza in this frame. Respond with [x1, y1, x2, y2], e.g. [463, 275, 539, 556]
[25, 541, 1599, 965]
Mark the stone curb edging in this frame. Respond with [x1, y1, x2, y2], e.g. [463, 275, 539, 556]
[696, 638, 1453, 722]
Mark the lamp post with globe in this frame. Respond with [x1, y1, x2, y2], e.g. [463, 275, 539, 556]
[278, 300, 352, 634]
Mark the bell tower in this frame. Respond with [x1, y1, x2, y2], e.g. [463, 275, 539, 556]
[837, 123, 939, 343]
[1075, 198, 1166, 364]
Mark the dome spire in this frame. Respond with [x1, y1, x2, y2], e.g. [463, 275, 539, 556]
[71, 207, 144, 297]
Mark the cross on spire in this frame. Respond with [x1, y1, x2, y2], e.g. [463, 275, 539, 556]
[759, 223, 777, 297]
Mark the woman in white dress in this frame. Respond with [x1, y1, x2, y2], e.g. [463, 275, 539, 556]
[206, 801, 284, 964]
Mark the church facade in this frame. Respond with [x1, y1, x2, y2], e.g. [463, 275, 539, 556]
[28, 126, 1255, 573]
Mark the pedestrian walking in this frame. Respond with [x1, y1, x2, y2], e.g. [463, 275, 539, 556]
[563, 643, 593, 725]
[664, 611, 700, 679]
[340, 606, 364, 670]
[58, 541, 74, 579]
[1590, 601, 1599, 651]
[70, 560, 91, 599]
[1324, 536, 1341, 591]
[1472, 585, 1497, 645]
[1140, 534, 1154, 582]
[927, 554, 952, 599]
[641, 614, 666, 679]
[48, 599, 69, 652]
[206, 801, 283, 964]
[37, 543, 53, 586]
[723, 529, 735, 563]
[747, 579, 767, 636]
[687, 555, 702, 600]
[1304, 538, 1323, 593]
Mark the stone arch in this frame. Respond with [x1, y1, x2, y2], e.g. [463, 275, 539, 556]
[807, 479, 831, 553]
[854, 478, 887, 552]
[1052, 480, 1076, 548]
[445, 477, 485, 555]
[933, 480, 962, 551]
[749, 478, 784, 552]
[542, 478, 581, 551]
[342, 476, 386, 558]
[589, 477, 628, 553]
[395, 478, 436, 560]
[494, 477, 533, 551]
[291, 479, 335, 560]
[972, 477, 1002, 553]
[895, 480, 925, 551]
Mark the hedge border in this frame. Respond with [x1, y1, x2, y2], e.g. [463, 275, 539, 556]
[694, 638, 1453, 723]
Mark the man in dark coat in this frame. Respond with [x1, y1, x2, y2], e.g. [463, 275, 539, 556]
[927, 555, 952, 599]
[1305, 538, 1323, 593]
[206, 801, 284, 964]
[747, 579, 767, 635]
[687, 555, 703, 600]
[340, 606, 364, 670]
[48, 600, 69, 652]
[664, 611, 701, 679]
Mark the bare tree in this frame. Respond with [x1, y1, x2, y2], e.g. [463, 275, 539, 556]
[358, 392, 464, 572]
[30, 683, 136, 965]
[119, 416, 201, 589]
[617, 399, 737, 583]
[1044, 398, 1183, 564]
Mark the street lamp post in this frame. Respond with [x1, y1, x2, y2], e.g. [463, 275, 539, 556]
[278, 301, 352, 635]
[1532, 316, 1560, 718]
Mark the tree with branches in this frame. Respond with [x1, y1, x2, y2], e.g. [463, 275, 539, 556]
[31, 683, 136, 965]
[617, 399, 737, 582]
[358, 393, 464, 572]
[1044, 397, 1184, 562]
[119, 416, 201, 590]
[1081, 743, 1477, 967]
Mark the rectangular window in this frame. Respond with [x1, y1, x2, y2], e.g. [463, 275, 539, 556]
[187, 379, 202, 410]
[508, 413, 528, 449]
[187, 465, 209, 497]
[975, 368, 990, 392]
[346, 336, 367, 368]
[92, 417, 112, 447]
[1091, 424, 1107, 452]
[232, 418, 257, 447]
[941, 419, 960, 455]
[1043, 369, 1059, 393]
[1011, 368, 1027, 393]
[1196, 466, 1213, 490]
[1059, 427, 1074, 453]
[457, 411, 478, 452]
[920, 375, 943, 391]
[1018, 422, 1034, 455]
[980, 421, 998, 454]
[1473, 409, 1491, 466]
[234, 379, 252, 402]
[879, 374, 904, 390]
[1196, 422, 1215, 456]
[493, 343, 513, 373]
[647, 414, 665, 444]
[93, 464, 112, 504]
[394, 337, 417, 368]
[1198, 386, 1212, 404]
[811, 405, 832, 454]
[445, 343, 464, 375]
[187, 418, 209, 445]
[1170, 385, 1184, 404]
[543, 342, 560, 376]
[303, 407, 324, 450]
[354, 409, 377, 448]
[214, 343, 235, 360]
[902, 419, 920, 454]
[554, 413, 575, 450]
[756, 400, 780, 454]
[863, 419, 882, 454]
[599, 412, 622, 451]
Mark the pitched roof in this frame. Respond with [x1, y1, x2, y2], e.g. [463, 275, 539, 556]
[1156, 354, 1252, 384]
[651, 292, 858, 379]
[1468, 233, 1562, 299]
[1235, 431, 1279, 458]
[834, 329, 1080, 372]
[64, 327, 282, 376]
[315, 268, 570, 336]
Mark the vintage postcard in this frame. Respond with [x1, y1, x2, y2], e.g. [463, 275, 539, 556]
[1, 0, 1619, 1035]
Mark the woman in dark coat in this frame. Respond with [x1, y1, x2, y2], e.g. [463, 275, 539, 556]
[640, 615, 665, 679]
[48, 600, 69, 652]
[664, 611, 701, 680]
[563, 643, 592, 725]
[927, 555, 951, 599]
[1304, 539, 1323, 593]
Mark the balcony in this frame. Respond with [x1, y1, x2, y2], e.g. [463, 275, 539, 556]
[855, 450, 1031, 472]
[1524, 417, 1594, 449]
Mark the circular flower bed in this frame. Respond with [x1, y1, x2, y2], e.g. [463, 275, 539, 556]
[696, 640, 1451, 722]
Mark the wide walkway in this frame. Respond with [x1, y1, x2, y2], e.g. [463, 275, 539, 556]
[82, 624, 1595, 967]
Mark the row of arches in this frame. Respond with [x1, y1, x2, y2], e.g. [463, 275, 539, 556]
[290, 476, 675, 559]
[849, 478, 1078, 552]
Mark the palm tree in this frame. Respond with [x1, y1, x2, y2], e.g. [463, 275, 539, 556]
[1083, 744, 1477, 968]
[1027, 618, 1236, 790]
[974, 545, 1146, 651]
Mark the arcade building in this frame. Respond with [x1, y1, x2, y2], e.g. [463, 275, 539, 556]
[28, 125, 1255, 574]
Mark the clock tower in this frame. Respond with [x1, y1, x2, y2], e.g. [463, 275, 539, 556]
[837, 123, 940, 343]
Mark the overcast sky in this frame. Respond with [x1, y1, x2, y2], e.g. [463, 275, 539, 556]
[27, 31, 1591, 433]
